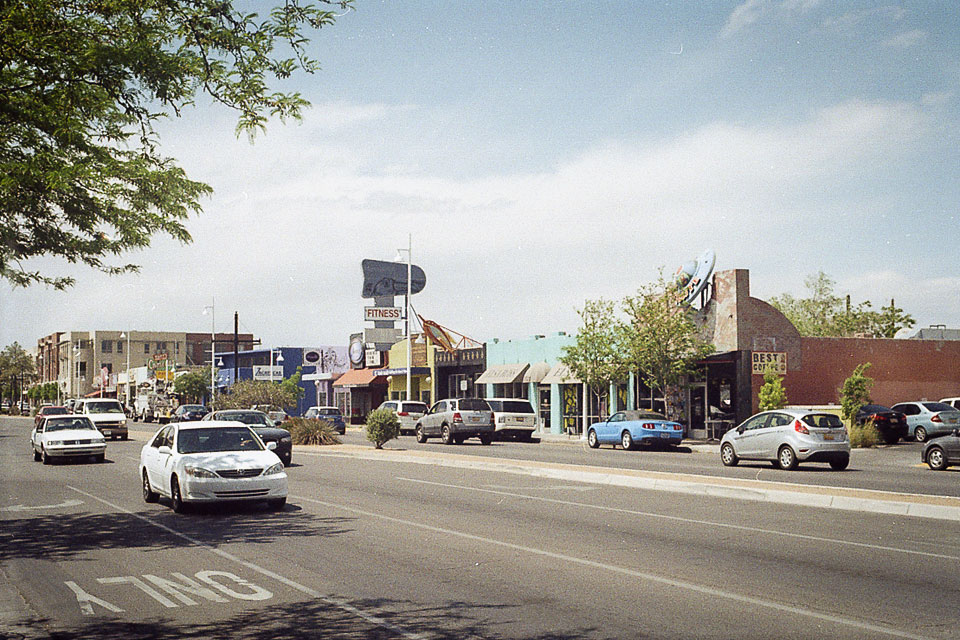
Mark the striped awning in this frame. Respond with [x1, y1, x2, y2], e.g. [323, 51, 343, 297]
[475, 363, 529, 385]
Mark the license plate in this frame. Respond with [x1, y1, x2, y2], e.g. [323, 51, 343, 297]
[660, 432, 671, 438]
[823, 434, 834, 441]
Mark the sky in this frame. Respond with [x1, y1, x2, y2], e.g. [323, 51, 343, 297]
[3, 0, 960, 352]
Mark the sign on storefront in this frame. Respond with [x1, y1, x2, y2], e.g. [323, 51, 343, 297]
[253, 365, 284, 380]
[752, 351, 787, 375]
[364, 306, 403, 322]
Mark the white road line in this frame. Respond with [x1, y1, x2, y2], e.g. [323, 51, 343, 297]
[399, 477, 960, 562]
[293, 493, 934, 640]
[65, 486, 424, 640]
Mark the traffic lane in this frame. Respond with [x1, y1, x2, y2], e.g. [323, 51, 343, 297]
[286, 452, 960, 640]
[0, 422, 416, 639]
[337, 431, 960, 498]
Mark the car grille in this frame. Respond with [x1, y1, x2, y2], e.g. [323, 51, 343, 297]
[62, 439, 95, 445]
[216, 468, 263, 478]
[214, 489, 271, 498]
[97, 421, 123, 428]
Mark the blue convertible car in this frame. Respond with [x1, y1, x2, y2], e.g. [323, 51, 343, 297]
[587, 410, 684, 450]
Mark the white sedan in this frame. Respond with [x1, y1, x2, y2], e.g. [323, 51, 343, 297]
[140, 421, 288, 513]
[31, 415, 106, 464]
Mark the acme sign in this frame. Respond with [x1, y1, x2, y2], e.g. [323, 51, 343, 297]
[751, 351, 787, 375]
[364, 306, 402, 322]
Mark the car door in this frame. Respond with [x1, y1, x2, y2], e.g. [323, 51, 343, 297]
[598, 413, 623, 443]
[31, 419, 45, 453]
[755, 412, 794, 458]
[144, 426, 174, 494]
[730, 413, 768, 458]
[424, 401, 445, 435]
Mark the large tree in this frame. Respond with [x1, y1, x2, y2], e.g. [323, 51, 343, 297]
[619, 276, 714, 420]
[0, 342, 36, 404]
[769, 271, 915, 338]
[560, 298, 626, 424]
[1, 0, 350, 288]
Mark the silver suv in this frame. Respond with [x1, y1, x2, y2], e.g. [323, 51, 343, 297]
[377, 400, 428, 435]
[719, 409, 850, 470]
[485, 398, 539, 441]
[415, 398, 494, 445]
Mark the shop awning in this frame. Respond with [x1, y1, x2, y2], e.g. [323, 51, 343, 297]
[475, 363, 529, 385]
[540, 363, 581, 385]
[522, 361, 551, 384]
[333, 368, 388, 388]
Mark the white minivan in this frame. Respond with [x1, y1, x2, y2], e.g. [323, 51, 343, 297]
[76, 398, 129, 440]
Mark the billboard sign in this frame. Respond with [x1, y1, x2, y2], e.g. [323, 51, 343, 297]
[361, 259, 426, 298]
[752, 351, 787, 375]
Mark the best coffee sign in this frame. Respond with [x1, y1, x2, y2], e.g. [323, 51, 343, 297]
[752, 351, 787, 375]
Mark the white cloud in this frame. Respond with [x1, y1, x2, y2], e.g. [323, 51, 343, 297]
[882, 29, 927, 49]
[721, 0, 822, 38]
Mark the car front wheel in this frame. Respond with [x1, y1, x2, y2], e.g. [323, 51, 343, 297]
[415, 425, 427, 443]
[927, 447, 948, 470]
[914, 426, 928, 442]
[170, 477, 187, 513]
[777, 446, 798, 470]
[587, 429, 599, 449]
[143, 471, 159, 503]
[33, 447, 41, 462]
[720, 442, 739, 466]
[479, 434, 492, 446]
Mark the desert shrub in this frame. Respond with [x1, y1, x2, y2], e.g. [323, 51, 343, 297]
[847, 418, 878, 448]
[365, 408, 400, 449]
[287, 417, 341, 446]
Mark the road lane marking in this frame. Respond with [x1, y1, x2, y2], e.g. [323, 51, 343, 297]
[294, 493, 935, 640]
[399, 477, 960, 562]
[65, 581, 124, 616]
[66, 486, 425, 640]
[1, 499, 84, 512]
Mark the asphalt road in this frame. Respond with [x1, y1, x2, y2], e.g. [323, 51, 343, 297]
[3, 416, 959, 639]
[336, 428, 960, 498]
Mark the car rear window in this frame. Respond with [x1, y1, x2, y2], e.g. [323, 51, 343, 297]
[458, 398, 490, 411]
[495, 401, 535, 413]
[317, 408, 341, 416]
[801, 413, 844, 429]
[923, 402, 956, 412]
[42, 407, 68, 416]
[401, 402, 428, 413]
[221, 412, 271, 426]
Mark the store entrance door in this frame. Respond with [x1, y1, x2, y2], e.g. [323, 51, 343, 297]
[689, 383, 707, 438]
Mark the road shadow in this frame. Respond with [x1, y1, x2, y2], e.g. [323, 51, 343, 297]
[24, 596, 612, 640]
[0, 507, 355, 562]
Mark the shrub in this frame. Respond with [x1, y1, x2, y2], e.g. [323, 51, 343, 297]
[847, 418, 878, 448]
[286, 417, 341, 446]
[365, 408, 400, 449]
[758, 368, 788, 411]
[839, 363, 873, 423]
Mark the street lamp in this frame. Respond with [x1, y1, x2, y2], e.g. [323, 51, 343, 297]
[119, 331, 132, 410]
[394, 233, 412, 401]
[203, 299, 215, 404]
[270, 348, 284, 383]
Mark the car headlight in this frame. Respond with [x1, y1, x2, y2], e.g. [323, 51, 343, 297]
[93, 437, 105, 444]
[46, 440, 62, 447]
[263, 463, 284, 476]
[184, 465, 218, 479]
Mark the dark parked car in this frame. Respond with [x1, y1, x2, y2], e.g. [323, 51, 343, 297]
[202, 410, 292, 466]
[169, 404, 210, 423]
[854, 404, 908, 444]
[922, 429, 960, 470]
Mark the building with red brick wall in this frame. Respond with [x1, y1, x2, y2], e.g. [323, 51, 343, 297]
[692, 268, 960, 438]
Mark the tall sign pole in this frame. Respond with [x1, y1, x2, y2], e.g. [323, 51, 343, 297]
[406, 233, 412, 402]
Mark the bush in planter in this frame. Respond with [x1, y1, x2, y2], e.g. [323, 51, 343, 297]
[287, 417, 341, 446]
[847, 418, 879, 448]
[365, 408, 400, 449]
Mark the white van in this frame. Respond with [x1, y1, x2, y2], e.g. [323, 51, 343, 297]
[76, 398, 128, 440]
[485, 398, 539, 441]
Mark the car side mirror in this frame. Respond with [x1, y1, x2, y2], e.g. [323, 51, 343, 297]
[274, 420, 282, 426]
[158, 445, 172, 455]
[737, 426, 745, 435]
[266, 441, 277, 451]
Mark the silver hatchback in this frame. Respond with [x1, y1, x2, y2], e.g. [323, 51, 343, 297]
[720, 409, 850, 470]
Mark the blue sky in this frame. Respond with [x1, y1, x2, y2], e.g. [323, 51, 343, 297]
[3, 1, 959, 350]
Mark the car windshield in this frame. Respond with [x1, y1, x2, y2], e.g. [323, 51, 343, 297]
[923, 402, 956, 412]
[177, 427, 263, 453]
[623, 410, 667, 421]
[458, 399, 490, 411]
[45, 417, 95, 432]
[801, 413, 844, 428]
[487, 400, 535, 413]
[317, 408, 341, 416]
[220, 412, 271, 426]
[84, 401, 124, 414]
